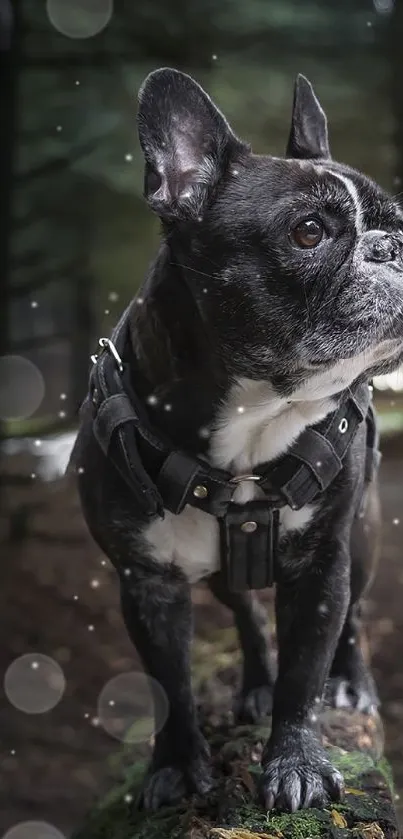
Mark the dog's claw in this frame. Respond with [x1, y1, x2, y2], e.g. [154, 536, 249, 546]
[139, 754, 213, 811]
[264, 789, 276, 811]
[141, 766, 186, 811]
[325, 673, 379, 714]
[260, 733, 344, 812]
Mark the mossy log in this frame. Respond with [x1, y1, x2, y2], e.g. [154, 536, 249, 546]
[73, 704, 399, 839]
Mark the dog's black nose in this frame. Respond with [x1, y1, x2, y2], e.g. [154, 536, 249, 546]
[362, 231, 401, 264]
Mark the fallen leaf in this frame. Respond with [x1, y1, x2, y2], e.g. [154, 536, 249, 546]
[238, 766, 256, 795]
[353, 821, 385, 839]
[331, 809, 348, 827]
[345, 787, 366, 796]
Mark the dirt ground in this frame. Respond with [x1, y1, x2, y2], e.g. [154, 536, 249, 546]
[1, 436, 403, 836]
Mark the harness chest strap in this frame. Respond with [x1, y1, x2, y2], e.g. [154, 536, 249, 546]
[87, 308, 378, 592]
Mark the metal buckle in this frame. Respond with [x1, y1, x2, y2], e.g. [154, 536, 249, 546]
[91, 338, 124, 373]
[229, 474, 261, 484]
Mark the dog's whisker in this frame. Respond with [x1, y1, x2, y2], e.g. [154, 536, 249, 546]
[169, 261, 216, 281]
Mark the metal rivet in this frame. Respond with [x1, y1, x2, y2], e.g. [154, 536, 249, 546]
[193, 484, 208, 499]
[338, 417, 349, 434]
[241, 520, 258, 533]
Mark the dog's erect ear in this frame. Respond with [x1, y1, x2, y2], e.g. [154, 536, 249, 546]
[286, 74, 330, 160]
[137, 68, 247, 220]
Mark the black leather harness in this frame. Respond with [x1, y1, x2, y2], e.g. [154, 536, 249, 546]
[87, 303, 381, 592]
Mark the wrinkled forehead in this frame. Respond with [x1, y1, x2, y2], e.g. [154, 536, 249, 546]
[267, 157, 403, 231]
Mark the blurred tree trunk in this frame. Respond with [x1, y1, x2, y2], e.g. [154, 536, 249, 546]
[0, 0, 18, 451]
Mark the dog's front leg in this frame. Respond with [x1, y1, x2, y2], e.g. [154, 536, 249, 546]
[120, 566, 212, 810]
[259, 535, 349, 812]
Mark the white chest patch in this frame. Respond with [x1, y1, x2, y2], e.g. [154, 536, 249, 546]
[143, 378, 336, 583]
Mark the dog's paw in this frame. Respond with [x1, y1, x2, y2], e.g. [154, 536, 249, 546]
[325, 673, 379, 715]
[234, 684, 273, 724]
[139, 754, 213, 811]
[259, 733, 344, 811]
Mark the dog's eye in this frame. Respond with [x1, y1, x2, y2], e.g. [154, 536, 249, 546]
[290, 218, 324, 249]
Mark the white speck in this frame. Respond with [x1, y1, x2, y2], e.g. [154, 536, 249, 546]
[56, 125, 62, 132]
[198, 426, 210, 439]
[34, 439, 42, 447]
[393, 518, 400, 525]
[91, 716, 100, 726]
[104, 309, 110, 315]
[202, 287, 208, 293]
[164, 403, 172, 411]
[10, 749, 16, 755]
[237, 405, 245, 414]
[31, 472, 36, 479]
[90, 579, 100, 589]
[348, 636, 356, 645]
[124, 793, 133, 803]
[77, 466, 85, 475]
[84, 713, 89, 719]
[136, 297, 144, 305]
[101, 560, 106, 566]
[108, 291, 119, 302]
[197, 215, 203, 222]
[31, 661, 39, 670]
[125, 153, 133, 162]
[124, 568, 131, 576]
[60, 393, 67, 401]
[316, 460, 322, 468]
[212, 54, 217, 60]
[108, 700, 115, 707]
[73, 595, 79, 601]
[31, 300, 38, 308]
[58, 410, 66, 419]
[232, 169, 239, 176]
[75, 80, 80, 85]
[310, 712, 318, 723]
[314, 695, 321, 704]
[88, 625, 95, 632]
[395, 793, 400, 801]
[147, 394, 158, 406]
[366, 19, 373, 26]
[318, 603, 329, 616]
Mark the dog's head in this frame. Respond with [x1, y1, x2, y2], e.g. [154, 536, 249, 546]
[137, 68, 403, 399]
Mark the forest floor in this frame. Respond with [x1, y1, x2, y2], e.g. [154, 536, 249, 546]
[1, 435, 403, 837]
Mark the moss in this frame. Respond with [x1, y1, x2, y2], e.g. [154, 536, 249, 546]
[231, 805, 331, 838]
[376, 757, 395, 796]
[267, 810, 327, 838]
[325, 748, 375, 784]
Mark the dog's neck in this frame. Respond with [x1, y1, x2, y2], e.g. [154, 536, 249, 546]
[129, 244, 336, 468]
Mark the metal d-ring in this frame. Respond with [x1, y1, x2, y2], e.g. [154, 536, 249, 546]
[229, 474, 261, 484]
[90, 337, 124, 372]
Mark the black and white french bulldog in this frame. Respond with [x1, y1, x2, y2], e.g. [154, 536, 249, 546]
[72, 68, 403, 813]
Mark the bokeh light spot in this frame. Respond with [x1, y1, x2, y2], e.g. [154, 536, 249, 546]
[97, 671, 169, 743]
[3, 823, 65, 839]
[46, 0, 113, 39]
[4, 654, 66, 714]
[0, 355, 45, 421]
